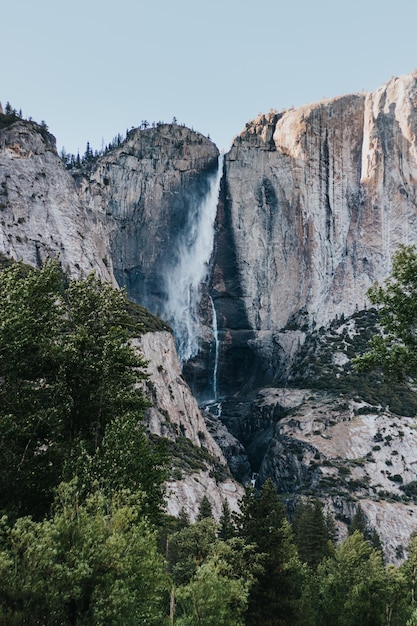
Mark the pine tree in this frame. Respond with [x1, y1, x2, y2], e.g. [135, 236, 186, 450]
[349, 504, 382, 550]
[349, 504, 368, 536]
[236, 480, 302, 626]
[197, 495, 213, 521]
[219, 499, 235, 540]
[0, 261, 165, 521]
[293, 500, 334, 570]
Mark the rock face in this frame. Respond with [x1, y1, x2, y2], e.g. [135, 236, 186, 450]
[215, 71, 417, 391]
[136, 330, 244, 519]
[240, 386, 417, 563]
[0, 119, 112, 282]
[77, 124, 219, 319]
[137, 331, 223, 460]
[0, 115, 238, 520]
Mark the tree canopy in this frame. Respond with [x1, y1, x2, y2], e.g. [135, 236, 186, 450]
[0, 260, 166, 520]
[0, 483, 169, 625]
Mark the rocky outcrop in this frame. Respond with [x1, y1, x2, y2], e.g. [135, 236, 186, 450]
[165, 471, 244, 521]
[137, 331, 223, 460]
[219, 385, 417, 562]
[0, 119, 112, 282]
[136, 330, 244, 518]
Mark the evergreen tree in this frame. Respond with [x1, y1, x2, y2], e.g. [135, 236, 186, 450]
[0, 261, 165, 520]
[401, 533, 417, 616]
[175, 550, 248, 626]
[349, 504, 368, 536]
[218, 499, 235, 540]
[167, 518, 217, 586]
[0, 483, 170, 625]
[173, 536, 261, 626]
[177, 507, 190, 528]
[196, 495, 213, 521]
[316, 531, 388, 626]
[83, 140, 93, 162]
[236, 480, 302, 626]
[293, 500, 334, 570]
[355, 244, 417, 381]
[349, 505, 382, 551]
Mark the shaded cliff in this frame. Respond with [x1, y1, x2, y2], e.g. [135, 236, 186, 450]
[76, 123, 219, 320]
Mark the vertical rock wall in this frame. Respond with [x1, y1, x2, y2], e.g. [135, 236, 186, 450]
[215, 72, 417, 390]
[77, 124, 219, 319]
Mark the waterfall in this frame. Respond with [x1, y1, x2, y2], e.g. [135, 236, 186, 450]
[210, 295, 219, 401]
[163, 154, 223, 363]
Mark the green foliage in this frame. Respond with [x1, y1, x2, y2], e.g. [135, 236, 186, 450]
[167, 517, 218, 586]
[68, 415, 167, 525]
[289, 305, 417, 414]
[0, 483, 170, 625]
[236, 480, 303, 625]
[355, 245, 417, 383]
[316, 531, 387, 625]
[293, 500, 334, 570]
[60, 132, 128, 170]
[196, 495, 213, 521]
[0, 261, 166, 520]
[164, 513, 262, 624]
[400, 533, 417, 615]
[348, 505, 382, 552]
[165, 435, 229, 480]
[0, 102, 23, 130]
[218, 499, 236, 540]
[125, 299, 171, 333]
[163, 513, 417, 626]
[174, 545, 250, 626]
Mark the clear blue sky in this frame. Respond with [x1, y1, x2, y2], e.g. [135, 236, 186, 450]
[2, 0, 417, 155]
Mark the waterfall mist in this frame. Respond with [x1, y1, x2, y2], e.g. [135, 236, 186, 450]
[163, 155, 223, 363]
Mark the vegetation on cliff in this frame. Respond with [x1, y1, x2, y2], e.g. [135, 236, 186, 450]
[0, 101, 51, 144]
[2, 252, 417, 623]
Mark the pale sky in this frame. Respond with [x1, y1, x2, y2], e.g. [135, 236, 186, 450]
[2, 0, 417, 156]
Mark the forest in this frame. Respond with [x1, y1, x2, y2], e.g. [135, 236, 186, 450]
[1, 258, 417, 625]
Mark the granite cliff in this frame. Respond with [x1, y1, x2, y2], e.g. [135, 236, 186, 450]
[0, 116, 112, 282]
[214, 71, 417, 394]
[3, 71, 417, 555]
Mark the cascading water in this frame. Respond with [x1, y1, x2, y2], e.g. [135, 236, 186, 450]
[210, 295, 220, 401]
[163, 154, 224, 365]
